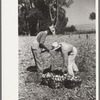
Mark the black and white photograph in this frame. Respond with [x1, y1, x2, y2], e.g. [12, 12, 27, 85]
[18, 0, 97, 100]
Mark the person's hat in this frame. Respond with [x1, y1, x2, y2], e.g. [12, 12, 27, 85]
[52, 42, 61, 51]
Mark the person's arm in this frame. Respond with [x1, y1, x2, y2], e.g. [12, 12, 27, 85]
[39, 43, 49, 52]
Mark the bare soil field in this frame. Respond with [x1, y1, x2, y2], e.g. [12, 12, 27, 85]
[19, 34, 96, 100]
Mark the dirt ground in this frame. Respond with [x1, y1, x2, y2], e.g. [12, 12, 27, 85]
[19, 34, 96, 100]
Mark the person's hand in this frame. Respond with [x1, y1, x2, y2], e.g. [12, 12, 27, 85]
[41, 49, 47, 53]
[40, 49, 49, 53]
[62, 68, 67, 74]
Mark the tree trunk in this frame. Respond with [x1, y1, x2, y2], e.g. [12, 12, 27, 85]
[55, 0, 59, 34]
[55, 0, 59, 27]
[37, 19, 40, 33]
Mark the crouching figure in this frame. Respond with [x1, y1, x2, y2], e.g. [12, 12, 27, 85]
[51, 42, 79, 79]
[31, 25, 55, 72]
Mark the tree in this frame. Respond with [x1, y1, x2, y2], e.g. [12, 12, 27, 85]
[18, 0, 45, 36]
[56, 7, 68, 34]
[89, 12, 96, 20]
[18, 0, 73, 35]
[65, 25, 76, 32]
[41, 0, 73, 34]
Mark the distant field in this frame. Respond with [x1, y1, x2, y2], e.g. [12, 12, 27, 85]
[75, 23, 95, 30]
[19, 34, 96, 100]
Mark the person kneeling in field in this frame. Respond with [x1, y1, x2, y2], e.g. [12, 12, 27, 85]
[51, 42, 79, 79]
[31, 25, 55, 71]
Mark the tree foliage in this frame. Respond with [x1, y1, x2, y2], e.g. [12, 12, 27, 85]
[89, 12, 96, 20]
[18, 0, 73, 36]
[65, 25, 76, 32]
[56, 7, 68, 34]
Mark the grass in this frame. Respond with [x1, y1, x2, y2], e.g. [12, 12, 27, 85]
[19, 34, 96, 100]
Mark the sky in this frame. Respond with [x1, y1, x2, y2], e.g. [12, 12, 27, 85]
[64, 0, 95, 25]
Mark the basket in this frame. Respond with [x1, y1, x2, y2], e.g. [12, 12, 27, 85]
[40, 72, 82, 89]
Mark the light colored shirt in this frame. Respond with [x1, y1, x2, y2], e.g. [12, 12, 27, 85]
[59, 42, 73, 54]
